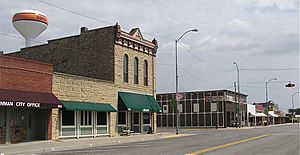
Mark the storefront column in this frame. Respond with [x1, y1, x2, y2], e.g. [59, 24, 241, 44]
[153, 113, 157, 133]
[47, 109, 52, 140]
[5, 108, 10, 144]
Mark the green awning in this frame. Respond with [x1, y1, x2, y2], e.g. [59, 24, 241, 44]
[62, 101, 117, 112]
[118, 92, 161, 112]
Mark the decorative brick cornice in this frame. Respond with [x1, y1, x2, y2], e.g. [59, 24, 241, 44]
[114, 23, 158, 56]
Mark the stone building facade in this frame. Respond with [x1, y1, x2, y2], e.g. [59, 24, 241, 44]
[8, 23, 160, 139]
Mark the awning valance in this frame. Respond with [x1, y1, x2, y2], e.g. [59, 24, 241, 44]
[249, 112, 267, 117]
[0, 89, 62, 109]
[268, 111, 278, 117]
[118, 92, 161, 112]
[62, 101, 117, 112]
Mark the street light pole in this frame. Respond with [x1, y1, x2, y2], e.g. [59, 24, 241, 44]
[265, 78, 277, 125]
[175, 29, 198, 134]
[233, 62, 240, 128]
[291, 92, 300, 123]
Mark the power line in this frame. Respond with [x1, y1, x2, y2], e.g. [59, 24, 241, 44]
[240, 68, 299, 71]
[0, 32, 43, 44]
[178, 44, 233, 72]
[38, 0, 111, 25]
[177, 66, 227, 88]
[37, 0, 174, 41]
[241, 81, 288, 84]
[156, 80, 175, 92]
[157, 62, 227, 88]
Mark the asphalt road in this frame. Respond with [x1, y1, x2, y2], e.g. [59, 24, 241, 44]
[43, 124, 299, 155]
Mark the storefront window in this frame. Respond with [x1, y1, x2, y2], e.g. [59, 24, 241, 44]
[81, 111, 92, 126]
[118, 112, 126, 125]
[62, 110, 75, 126]
[97, 112, 107, 125]
[143, 113, 150, 124]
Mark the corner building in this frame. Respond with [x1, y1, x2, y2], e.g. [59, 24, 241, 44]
[8, 23, 160, 139]
[157, 90, 247, 128]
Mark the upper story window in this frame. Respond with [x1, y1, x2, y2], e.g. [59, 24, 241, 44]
[134, 57, 139, 84]
[123, 54, 128, 83]
[143, 60, 148, 86]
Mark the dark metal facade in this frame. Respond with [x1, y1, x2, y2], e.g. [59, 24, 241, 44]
[156, 90, 248, 128]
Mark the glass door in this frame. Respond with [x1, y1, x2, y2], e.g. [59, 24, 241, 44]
[143, 113, 151, 133]
[132, 113, 140, 132]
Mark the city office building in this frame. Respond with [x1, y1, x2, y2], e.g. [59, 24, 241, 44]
[8, 23, 160, 139]
[0, 55, 62, 143]
[156, 90, 247, 128]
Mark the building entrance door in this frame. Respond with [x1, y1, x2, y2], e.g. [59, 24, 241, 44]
[132, 113, 140, 132]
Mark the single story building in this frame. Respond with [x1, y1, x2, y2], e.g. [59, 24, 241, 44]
[156, 90, 247, 128]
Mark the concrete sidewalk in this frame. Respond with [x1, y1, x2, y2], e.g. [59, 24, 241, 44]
[0, 123, 292, 155]
[0, 132, 175, 155]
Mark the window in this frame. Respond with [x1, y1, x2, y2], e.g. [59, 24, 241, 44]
[211, 103, 217, 112]
[62, 110, 75, 126]
[123, 54, 128, 82]
[143, 60, 148, 86]
[134, 57, 139, 84]
[193, 103, 199, 113]
[143, 113, 150, 124]
[178, 104, 183, 113]
[118, 112, 126, 125]
[97, 112, 107, 125]
[81, 111, 92, 126]
[163, 105, 168, 113]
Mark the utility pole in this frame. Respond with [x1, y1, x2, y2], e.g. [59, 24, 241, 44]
[265, 78, 277, 125]
[234, 82, 238, 128]
[175, 29, 198, 135]
[233, 62, 240, 128]
[291, 92, 300, 123]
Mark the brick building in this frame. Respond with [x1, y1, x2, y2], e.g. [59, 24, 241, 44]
[253, 102, 285, 125]
[156, 90, 247, 128]
[8, 23, 160, 139]
[0, 55, 62, 144]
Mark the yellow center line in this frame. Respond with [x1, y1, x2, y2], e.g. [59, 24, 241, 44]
[162, 134, 191, 139]
[187, 134, 272, 155]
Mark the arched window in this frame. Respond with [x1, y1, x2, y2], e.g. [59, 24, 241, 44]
[134, 57, 139, 84]
[143, 60, 148, 86]
[123, 54, 128, 83]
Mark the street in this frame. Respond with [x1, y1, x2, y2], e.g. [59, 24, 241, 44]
[43, 124, 299, 155]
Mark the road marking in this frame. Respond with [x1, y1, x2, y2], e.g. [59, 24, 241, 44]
[162, 134, 191, 139]
[58, 149, 116, 154]
[187, 134, 272, 155]
[106, 145, 128, 148]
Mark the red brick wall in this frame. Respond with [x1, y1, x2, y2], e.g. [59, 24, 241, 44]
[0, 55, 53, 93]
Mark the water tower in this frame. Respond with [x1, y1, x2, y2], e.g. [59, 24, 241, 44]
[12, 10, 48, 47]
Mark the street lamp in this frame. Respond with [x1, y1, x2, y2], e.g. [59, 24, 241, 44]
[291, 92, 300, 123]
[265, 78, 277, 125]
[175, 29, 198, 134]
[233, 62, 240, 128]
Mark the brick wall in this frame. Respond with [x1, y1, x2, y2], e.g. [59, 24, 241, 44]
[0, 55, 53, 93]
[8, 26, 115, 81]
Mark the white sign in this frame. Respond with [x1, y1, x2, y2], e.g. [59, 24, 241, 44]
[211, 103, 217, 112]
[0, 101, 40, 108]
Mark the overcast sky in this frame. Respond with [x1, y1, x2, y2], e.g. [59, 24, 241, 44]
[1, 0, 299, 111]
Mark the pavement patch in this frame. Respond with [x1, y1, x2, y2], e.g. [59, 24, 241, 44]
[187, 133, 272, 155]
[162, 134, 192, 139]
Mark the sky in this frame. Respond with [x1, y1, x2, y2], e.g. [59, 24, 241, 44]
[0, 0, 299, 111]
